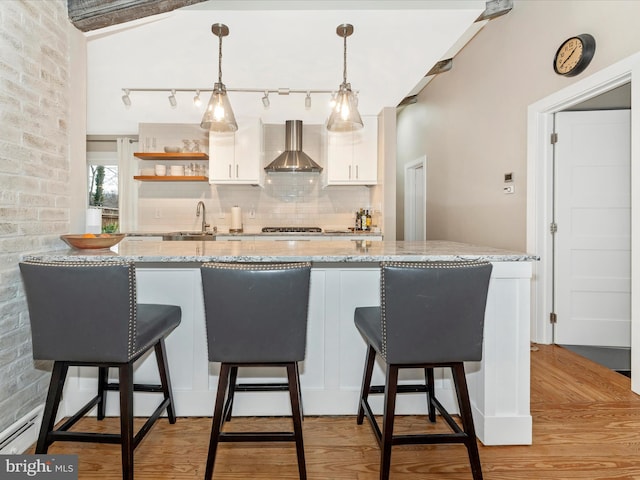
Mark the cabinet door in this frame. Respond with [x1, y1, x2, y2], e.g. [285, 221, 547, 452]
[234, 118, 262, 183]
[326, 131, 355, 183]
[325, 115, 377, 185]
[352, 116, 377, 184]
[209, 118, 262, 185]
[209, 132, 235, 182]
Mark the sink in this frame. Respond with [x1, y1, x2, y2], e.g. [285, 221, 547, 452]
[162, 231, 217, 241]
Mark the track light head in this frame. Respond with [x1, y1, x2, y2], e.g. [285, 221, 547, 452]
[193, 90, 202, 107]
[121, 89, 131, 107]
[305, 91, 311, 109]
[262, 91, 270, 108]
[168, 89, 177, 108]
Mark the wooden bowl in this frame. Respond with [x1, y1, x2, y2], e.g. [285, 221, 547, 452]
[60, 234, 125, 250]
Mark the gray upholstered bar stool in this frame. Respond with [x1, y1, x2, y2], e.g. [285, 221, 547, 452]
[354, 260, 493, 480]
[19, 260, 181, 480]
[200, 262, 311, 480]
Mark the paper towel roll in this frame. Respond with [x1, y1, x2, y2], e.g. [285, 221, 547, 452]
[86, 208, 102, 234]
[230, 206, 243, 232]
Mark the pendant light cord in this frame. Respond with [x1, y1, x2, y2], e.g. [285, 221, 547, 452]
[218, 34, 223, 84]
[342, 32, 348, 85]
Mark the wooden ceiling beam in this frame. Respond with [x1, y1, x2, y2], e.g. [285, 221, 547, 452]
[68, 0, 207, 32]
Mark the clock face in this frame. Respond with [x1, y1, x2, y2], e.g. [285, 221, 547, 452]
[554, 34, 596, 77]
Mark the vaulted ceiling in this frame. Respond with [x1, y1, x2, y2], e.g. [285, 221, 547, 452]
[79, 1, 512, 132]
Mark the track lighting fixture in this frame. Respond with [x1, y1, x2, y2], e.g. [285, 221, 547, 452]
[121, 26, 366, 123]
[121, 89, 131, 107]
[121, 87, 336, 114]
[327, 24, 363, 132]
[201, 23, 238, 132]
[168, 89, 177, 108]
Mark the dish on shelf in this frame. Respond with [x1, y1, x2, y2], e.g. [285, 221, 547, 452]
[164, 146, 181, 153]
[60, 233, 126, 249]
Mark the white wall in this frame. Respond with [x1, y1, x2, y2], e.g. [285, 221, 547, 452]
[397, 0, 640, 251]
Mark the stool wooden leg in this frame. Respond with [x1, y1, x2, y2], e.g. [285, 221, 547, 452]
[97, 367, 108, 420]
[452, 363, 483, 480]
[118, 364, 134, 480]
[287, 363, 307, 480]
[425, 367, 436, 422]
[357, 345, 377, 425]
[224, 366, 238, 422]
[155, 338, 176, 423]
[294, 362, 304, 420]
[380, 365, 399, 480]
[206, 363, 231, 480]
[36, 362, 68, 454]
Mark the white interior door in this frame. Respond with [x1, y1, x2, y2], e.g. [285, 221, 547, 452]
[554, 110, 631, 346]
[404, 157, 426, 241]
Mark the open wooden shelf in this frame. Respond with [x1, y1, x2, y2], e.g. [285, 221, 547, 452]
[133, 176, 209, 182]
[134, 152, 209, 161]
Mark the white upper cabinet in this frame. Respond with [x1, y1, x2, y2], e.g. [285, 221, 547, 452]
[209, 118, 263, 185]
[324, 115, 378, 186]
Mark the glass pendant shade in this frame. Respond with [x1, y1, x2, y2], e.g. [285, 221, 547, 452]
[326, 82, 362, 132]
[200, 82, 238, 132]
[201, 23, 238, 132]
[327, 24, 363, 132]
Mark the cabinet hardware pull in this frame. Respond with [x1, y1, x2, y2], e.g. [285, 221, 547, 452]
[228, 164, 232, 178]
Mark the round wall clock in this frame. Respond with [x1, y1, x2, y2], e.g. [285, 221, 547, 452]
[553, 34, 596, 77]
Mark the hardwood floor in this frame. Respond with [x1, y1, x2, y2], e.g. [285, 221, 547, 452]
[30, 345, 640, 479]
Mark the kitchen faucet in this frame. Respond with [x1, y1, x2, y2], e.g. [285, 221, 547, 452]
[196, 201, 210, 233]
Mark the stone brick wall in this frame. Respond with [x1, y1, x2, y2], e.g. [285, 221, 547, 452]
[0, 0, 70, 435]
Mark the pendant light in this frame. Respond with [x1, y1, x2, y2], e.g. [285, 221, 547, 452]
[201, 23, 238, 132]
[326, 24, 363, 132]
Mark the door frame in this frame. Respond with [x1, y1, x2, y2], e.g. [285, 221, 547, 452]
[527, 51, 640, 391]
[404, 156, 427, 241]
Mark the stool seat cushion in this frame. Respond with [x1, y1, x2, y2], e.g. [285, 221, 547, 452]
[354, 307, 383, 355]
[135, 304, 181, 358]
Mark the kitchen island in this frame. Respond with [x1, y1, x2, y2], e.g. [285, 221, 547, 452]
[25, 239, 535, 446]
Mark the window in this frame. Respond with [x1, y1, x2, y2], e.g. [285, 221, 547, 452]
[87, 138, 119, 232]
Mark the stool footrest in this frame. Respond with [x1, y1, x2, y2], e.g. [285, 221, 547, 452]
[57, 395, 101, 432]
[105, 382, 165, 393]
[431, 396, 464, 434]
[393, 432, 469, 446]
[133, 397, 172, 447]
[219, 431, 296, 442]
[49, 431, 121, 444]
[368, 384, 428, 395]
[47, 396, 172, 449]
[234, 383, 289, 392]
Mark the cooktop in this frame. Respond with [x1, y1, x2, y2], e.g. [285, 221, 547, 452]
[261, 227, 323, 233]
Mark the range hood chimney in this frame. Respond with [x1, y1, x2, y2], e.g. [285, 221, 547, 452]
[264, 120, 322, 173]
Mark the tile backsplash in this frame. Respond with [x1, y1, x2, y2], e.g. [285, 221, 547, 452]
[136, 123, 377, 233]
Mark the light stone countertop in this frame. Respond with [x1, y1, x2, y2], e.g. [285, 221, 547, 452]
[24, 239, 537, 263]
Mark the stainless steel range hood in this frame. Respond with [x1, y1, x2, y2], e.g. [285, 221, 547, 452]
[264, 120, 322, 173]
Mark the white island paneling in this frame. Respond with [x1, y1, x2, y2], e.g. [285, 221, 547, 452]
[31, 239, 534, 445]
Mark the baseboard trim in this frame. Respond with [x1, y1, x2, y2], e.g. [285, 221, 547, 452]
[0, 406, 43, 454]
